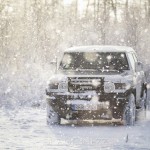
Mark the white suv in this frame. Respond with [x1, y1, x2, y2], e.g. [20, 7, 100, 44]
[46, 45, 147, 125]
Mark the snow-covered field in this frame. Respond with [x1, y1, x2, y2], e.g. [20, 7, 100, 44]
[0, 103, 150, 149]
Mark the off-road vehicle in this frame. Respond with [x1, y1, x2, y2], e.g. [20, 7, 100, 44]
[46, 46, 147, 125]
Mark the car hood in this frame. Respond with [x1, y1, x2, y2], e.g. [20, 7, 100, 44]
[49, 70, 133, 83]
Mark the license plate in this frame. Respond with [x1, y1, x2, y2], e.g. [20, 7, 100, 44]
[73, 104, 97, 110]
[80, 86, 93, 90]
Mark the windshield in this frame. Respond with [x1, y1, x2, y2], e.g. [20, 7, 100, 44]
[59, 52, 129, 71]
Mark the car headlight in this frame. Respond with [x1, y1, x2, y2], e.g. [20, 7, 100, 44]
[49, 83, 59, 89]
[58, 82, 67, 90]
[104, 82, 115, 93]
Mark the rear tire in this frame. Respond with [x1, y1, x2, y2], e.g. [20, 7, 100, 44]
[46, 104, 60, 125]
[138, 89, 147, 120]
[143, 89, 148, 111]
[123, 94, 136, 126]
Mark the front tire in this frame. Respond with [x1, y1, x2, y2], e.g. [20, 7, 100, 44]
[123, 94, 136, 126]
[46, 103, 60, 125]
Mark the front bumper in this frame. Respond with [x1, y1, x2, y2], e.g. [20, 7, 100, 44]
[60, 118, 124, 125]
[46, 91, 129, 120]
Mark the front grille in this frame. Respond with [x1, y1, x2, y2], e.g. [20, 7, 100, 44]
[68, 77, 104, 93]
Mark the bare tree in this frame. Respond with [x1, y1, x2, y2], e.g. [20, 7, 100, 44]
[148, 0, 150, 21]
[110, 0, 117, 22]
[85, 0, 90, 17]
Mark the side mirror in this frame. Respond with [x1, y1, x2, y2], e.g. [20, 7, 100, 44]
[135, 61, 143, 72]
[50, 60, 57, 65]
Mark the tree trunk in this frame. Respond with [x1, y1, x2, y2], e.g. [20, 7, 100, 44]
[102, 0, 107, 45]
[110, 0, 117, 22]
[93, 0, 96, 24]
[75, 0, 78, 19]
[148, 0, 150, 22]
[125, 0, 129, 19]
[85, 0, 90, 17]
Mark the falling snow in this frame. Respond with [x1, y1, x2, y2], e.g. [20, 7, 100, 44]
[1, 0, 150, 149]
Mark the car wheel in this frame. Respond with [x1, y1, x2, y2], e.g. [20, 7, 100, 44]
[123, 94, 136, 126]
[143, 89, 148, 110]
[46, 104, 60, 125]
[139, 89, 147, 120]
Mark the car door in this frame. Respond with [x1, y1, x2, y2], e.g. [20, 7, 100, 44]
[127, 53, 142, 105]
[132, 52, 145, 98]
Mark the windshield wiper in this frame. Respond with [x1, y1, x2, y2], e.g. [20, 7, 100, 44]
[97, 67, 124, 73]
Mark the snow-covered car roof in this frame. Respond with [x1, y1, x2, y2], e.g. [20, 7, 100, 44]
[65, 45, 135, 53]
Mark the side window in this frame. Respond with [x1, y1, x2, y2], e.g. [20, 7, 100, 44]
[127, 53, 136, 70]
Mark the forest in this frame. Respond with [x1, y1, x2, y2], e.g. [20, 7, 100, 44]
[1, 0, 150, 107]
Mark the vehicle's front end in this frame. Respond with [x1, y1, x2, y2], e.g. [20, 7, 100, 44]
[46, 48, 135, 125]
[46, 74, 133, 124]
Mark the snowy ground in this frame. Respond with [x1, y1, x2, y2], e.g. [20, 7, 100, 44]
[0, 101, 150, 150]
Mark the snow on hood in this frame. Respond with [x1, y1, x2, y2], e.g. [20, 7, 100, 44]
[48, 71, 133, 84]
